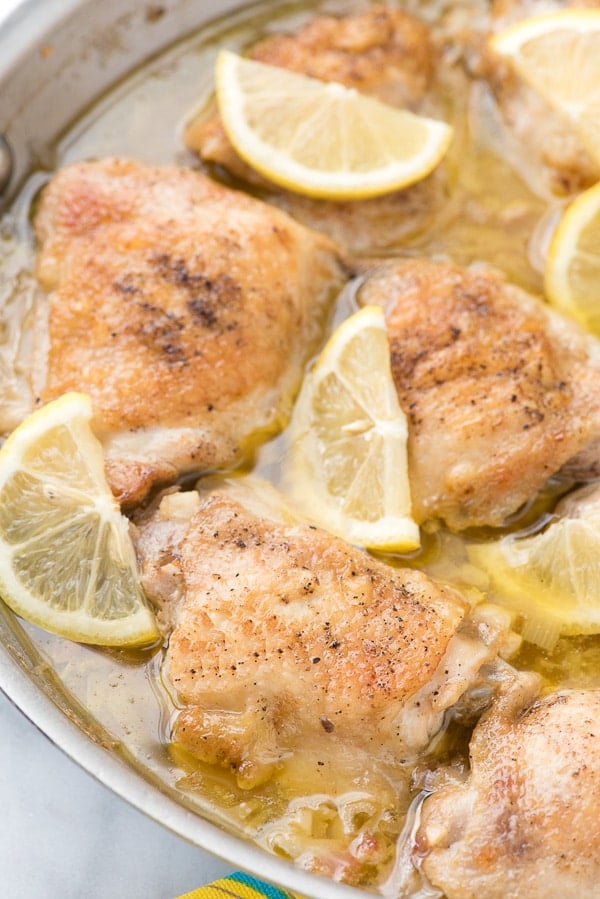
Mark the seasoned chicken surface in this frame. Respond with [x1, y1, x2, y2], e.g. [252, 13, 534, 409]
[188, 4, 434, 174]
[358, 258, 600, 530]
[417, 674, 600, 899]
[185, 5, 448, 256]
[135, 487, 516, 788]
[33, 157, 345, 503]
[482, 0, 600, 194]
[245, 5, 434, 108]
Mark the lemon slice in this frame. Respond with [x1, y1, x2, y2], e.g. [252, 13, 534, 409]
[468, 496, 600, 649]
[214, 50, 453, 201]
[0, 392, 159, 647]
[490, 10, 600, 165]
[285, 306, 420, 552]
[544, 182, 600, 336]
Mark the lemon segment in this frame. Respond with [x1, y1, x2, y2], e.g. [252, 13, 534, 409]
[285, 306, 420, 552]
[544, 182, 600, 337]
[0, 392, 159, 647]
[490, 10, 600, 165]
[215, 50, 453, 201]
[468, 507, 600, 649]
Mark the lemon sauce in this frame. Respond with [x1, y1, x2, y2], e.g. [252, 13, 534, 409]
[0, 0, 599, 893]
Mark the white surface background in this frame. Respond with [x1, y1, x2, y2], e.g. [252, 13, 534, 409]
[0, 691, 233, 898]
[0, 0, 20, 15]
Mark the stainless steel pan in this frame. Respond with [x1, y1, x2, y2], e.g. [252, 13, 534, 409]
[0, 3, 361, 896]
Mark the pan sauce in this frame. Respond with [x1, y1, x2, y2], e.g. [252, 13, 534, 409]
[0, 0, 599, 893]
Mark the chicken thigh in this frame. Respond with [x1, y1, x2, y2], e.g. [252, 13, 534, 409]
[135, 484, 517, 789]
[417, 673, 600, 899]
[358, 258, 600, 530]
[32, 157, 345, 503]
[185, 5, 448, 256]
[188, 4, 435, 179]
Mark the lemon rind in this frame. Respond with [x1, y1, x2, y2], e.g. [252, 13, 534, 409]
[468, 531, 600, 646]
[286, 308, 420, 552]
[490, 9, 600, 56]
[0, 393, 160, 647]
[544, 181, 600, 330]
[216, 50, 453, 201]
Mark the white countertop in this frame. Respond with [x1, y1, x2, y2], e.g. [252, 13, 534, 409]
[0, 689, 233, 899]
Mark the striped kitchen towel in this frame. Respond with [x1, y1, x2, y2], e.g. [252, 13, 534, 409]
[176, 871, 300, 899]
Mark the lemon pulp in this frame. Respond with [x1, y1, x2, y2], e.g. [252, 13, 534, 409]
[0, 393, 159, 647]
[285, 306, 419, 552]
[215, 50, 453, 200]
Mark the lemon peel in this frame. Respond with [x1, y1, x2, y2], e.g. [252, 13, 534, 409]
[215, 50, 452, 201]
[0, 392, 159, 647]
[285, 306, 419, 552]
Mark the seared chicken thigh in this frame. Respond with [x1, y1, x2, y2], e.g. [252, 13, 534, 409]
[186, 5, 448, 256]
[188, 4, 434, 181]
[358, 258, 600, 530]
[136, 486, 517, 789]
[241, 5, 434, 108]
[33, 157, 345, 503]
[417, 674, 600, 899]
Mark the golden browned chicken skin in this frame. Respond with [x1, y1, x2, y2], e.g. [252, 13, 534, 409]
[249, 4, 433, 108]
[188, 4, 434, 174]
[417, 674, 600, 899]
[33, 157, 345, 503]
[358, 258, 600, 530]
[135, 486, 517, 789]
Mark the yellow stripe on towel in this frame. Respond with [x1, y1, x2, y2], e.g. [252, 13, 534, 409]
[176, 871, 301, 899]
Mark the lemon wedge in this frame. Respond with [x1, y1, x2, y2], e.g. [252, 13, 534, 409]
[285, 306, 420, 552]
[490, 10, 600, 165]
[468, 487, 600, 649]
[544, 181, 600, 337]
[0, 392, 159, 647]
[214, 50, 453, 201]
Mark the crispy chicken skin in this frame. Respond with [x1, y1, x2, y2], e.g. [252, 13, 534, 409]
[417, 674, 600, 899]
[185, 5, 445, 256]
[33, 157, 345, 503]
[248, 5, 433, 108]
[135, 488, 516, 788]
[358, 259, 600, 530]
[188, 4, 434, 172]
